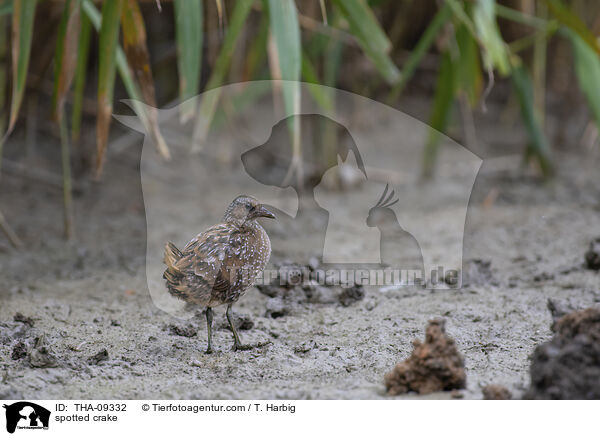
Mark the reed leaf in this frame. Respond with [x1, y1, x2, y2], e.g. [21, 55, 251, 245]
[82, 0, 163, 164]
[191, 0, 253, 151]
[268, 0, 302, 186]
[0, 11, 8, 135]
[243, 9, 269, 81]
[59, 108, 74, 240]
[52, 0, 79, 122]
[533, 2, 548, 126]
[388, 3, 451, 102]
[71, 9, 92, 143]
[95, 0, 122, 178]
[423, 50, 456, 178]
[121, 0, 170, 159]
[567, 29, 600, 131]
[268, 0, 301, 111]
[215, 0, 223, 31]
[545, 0, 600, 54]
[332, 0, 390, 53]
[455, 22, 482, 107]
[0, 12, 8, 168]
[511, 64, 553, 176]
[301, 51, 333, 112]
[174, 0, 202, 123]
[0, 0, 12, 17]
[495, 3, 551, 30]
[473, 0, 511, 76]
[52, 0, 79, 239]
[324, 13, 343, 88]
[331, 0, 399, 84]
[6, 0, 36, 136]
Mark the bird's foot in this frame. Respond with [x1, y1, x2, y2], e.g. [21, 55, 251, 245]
[231, 341, 272, 352]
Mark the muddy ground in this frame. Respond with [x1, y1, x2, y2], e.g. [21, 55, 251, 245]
[1, 95, 599, 400]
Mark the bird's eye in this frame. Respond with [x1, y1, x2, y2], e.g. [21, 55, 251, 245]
[248, 204, 255, 211]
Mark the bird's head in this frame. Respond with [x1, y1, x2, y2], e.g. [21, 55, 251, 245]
[223, 195, 276, 226]
[366, 184, 399, 228]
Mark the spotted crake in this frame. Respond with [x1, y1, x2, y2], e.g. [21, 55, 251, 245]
[163, 195, 275, 353]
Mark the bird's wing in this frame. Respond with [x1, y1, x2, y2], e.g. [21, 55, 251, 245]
[173, 223, 246, 296]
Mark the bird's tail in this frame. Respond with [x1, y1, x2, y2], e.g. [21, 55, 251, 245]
[163, 241, 184, 283]
[164, 241, 183, 267]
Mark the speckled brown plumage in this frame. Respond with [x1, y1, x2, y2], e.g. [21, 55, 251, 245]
[163, 195, 274, 353]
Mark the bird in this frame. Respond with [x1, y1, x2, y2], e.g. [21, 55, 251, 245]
[163, 195, 275, 353]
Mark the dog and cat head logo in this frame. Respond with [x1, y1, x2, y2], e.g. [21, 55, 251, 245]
[2, 402, 50, 433]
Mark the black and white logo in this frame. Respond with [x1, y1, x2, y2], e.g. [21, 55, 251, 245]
[3, 402, 50, 434]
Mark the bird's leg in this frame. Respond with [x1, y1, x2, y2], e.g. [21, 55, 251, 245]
[226, 303, 243, 351]
[205, 307, 214, 354]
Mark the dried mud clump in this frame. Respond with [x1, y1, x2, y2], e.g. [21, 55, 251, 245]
[29, 335, 58, 368]
[482, 384, 512, 400]
[88, 349, 109, 365]
[13, 312, 35, 327]
[168, 324, 197, 338]
[584, 237, 600, 270]
[218, 312, 254, 331]
[256, 259, 365, 315]
[384, 318, 466, 395]
[338, 285, 365, 307]
[525, 306, 600, 399]
[11, 341, 27, 360]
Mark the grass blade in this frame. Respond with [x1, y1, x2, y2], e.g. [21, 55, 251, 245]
[121, 0, 156, 108]
[96, 0, 122, 178]
[533, 2, 548, 126]
[268, 0, 302, 186]
[121, 0, 170, 159]
[545, 0, 600, 54]
[0, 11, 9, 141]
[455, 22, 482, 107]
[71, 9, 92, 143]
[319, 0, 328, 25]
[5, 0, 36, 137]
[511, 64, 553, 176]
[52, 0, 79, 240]
[215, 0, 224, 32]
[331, 0, 390, 53]
[388, 3, 451, 102]
[243, 9, 269, 81]
[59, 109, 74, 240]
[331, 0, 399, 84]
[174, 0, 202, 123]
[82, 0, 161, 164]
[473, 0, 511, 76]
[323, 11, 344, 87]
[567, 29, 600, 131]
[495, 4, 551, 30]
[52, 0, 80, 122]
[0, 0, 12, 17]
[268, 0, 301, 109]
[423, 50, 456, 178]
[301, 50, 333, 112]
[191, 0, 253, 150]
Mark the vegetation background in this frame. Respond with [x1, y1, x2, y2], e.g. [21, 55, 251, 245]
[1, 0, 599, 242]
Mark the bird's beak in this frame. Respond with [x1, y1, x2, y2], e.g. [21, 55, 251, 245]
[253, 205, 276, 219]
